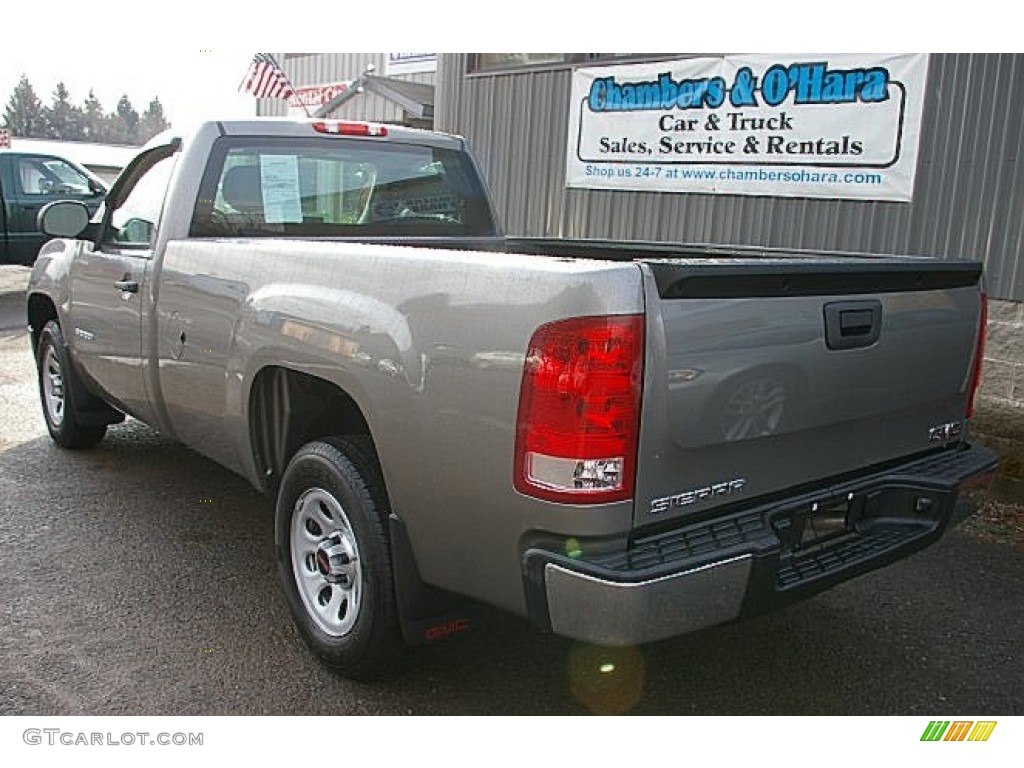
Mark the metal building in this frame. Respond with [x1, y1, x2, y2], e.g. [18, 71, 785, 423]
[435, 54, 1024, 303]
[256, 53, 436, 128]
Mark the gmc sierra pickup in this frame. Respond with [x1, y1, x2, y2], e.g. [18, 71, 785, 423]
[26, 118, 996, 679]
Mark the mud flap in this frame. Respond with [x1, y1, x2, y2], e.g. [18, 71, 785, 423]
[388, 513, 475, 645]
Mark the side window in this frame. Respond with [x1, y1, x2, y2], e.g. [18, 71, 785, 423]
[107, 154, 177, 247]
[16, 156, 95, 197]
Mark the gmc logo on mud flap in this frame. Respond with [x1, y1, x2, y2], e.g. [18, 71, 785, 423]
[424, 618, 470, 641]
[649, 478, 747, 515]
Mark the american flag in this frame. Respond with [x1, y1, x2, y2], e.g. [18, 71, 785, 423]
[239, 53, 295, 100]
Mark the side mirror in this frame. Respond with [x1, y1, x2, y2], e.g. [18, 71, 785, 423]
[88, 178, 107, 197]
[38, 200, 91, 238]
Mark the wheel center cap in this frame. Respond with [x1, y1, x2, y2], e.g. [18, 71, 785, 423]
[314, 536, 356, 584]
[315, 548, 332, 576]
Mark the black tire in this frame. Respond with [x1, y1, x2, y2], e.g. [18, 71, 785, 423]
[275, 437, 403, 680]
[36, 320, 107, 449]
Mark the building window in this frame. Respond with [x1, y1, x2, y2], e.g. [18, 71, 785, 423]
[467, 53, 677, 74]
[469, 54, 573, 72]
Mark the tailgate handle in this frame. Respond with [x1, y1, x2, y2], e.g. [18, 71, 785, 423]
[824, 300, 882, 350]
[840, 310, 873, 334]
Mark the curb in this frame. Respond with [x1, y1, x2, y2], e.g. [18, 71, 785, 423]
[0, 267, 29, 332]
[0, 290, 26, 332]
[0, 266, 31, 297]
[0, 290, 24, 306]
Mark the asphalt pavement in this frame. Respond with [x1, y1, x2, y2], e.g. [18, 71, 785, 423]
[0, 284, 1021, 715]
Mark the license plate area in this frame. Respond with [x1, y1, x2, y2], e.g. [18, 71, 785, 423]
[772, 492, 861, 558]
[770, 474, 962, 590]
[799, 497, 851, 549]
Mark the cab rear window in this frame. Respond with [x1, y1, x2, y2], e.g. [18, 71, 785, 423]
[189, 137, 495, 238]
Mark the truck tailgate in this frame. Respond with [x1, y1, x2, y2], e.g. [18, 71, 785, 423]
[634, 257, 984, 527]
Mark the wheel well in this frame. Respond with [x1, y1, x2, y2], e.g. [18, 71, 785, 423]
[27, 293, 59, 352]
[249, 366, 373, 491]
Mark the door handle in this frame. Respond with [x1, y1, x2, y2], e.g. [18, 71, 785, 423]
[115, 279, 139, 293]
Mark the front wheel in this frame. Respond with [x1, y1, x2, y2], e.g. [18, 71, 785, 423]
[275, 437, 403, 680]
[36, 320, 107, 449]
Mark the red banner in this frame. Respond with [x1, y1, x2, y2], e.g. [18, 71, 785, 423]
[287, 82, 352, 109]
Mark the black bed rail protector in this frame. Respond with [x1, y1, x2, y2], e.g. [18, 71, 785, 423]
[649, 260, 983, 299]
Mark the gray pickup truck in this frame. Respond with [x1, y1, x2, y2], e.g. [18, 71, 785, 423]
[26, 118, 997, 679]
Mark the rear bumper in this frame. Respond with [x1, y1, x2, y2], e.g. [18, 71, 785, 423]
[523, 443, 998, 646]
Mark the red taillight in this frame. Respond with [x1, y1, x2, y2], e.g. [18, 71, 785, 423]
[514, 315, 644, 504]
[311, 120, 388, 137]
[967, 292, 987, 418]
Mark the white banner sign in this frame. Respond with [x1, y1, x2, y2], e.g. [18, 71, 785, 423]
[566, 54, 929, 201]
[386, 53, 437, 76]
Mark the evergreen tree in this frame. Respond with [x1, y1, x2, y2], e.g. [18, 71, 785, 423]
[81, 89, 105, 141]
[2, 75, 47, 138]
[111, 94, 140, 144]
[138, 97, 170, 143]
[45, 82, 85, 140]
[2, 81, 171, 145]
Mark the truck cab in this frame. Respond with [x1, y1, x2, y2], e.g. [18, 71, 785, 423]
[0, 149, 107, 265]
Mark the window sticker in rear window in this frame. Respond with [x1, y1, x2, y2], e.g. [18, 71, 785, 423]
[259, 155, 302, 224]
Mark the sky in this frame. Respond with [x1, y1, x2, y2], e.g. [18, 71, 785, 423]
[0, 0, 1011, 141]
[0, 50, 254, 136]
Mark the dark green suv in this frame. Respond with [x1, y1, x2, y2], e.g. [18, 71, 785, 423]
[0, 150, 107, 265]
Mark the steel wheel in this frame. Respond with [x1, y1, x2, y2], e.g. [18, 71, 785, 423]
[290, 487, 363, 637]
[41, 344, 66, 427]
[35, 320, 108, 449]
[275, 437, 402, 679]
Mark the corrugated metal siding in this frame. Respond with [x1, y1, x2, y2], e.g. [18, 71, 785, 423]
[436, 53, 1024, 302]
[256, 53, 435, 123]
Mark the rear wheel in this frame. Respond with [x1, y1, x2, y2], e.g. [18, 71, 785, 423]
[36, 321, 107, 449]
[275, 437, 403, 680]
